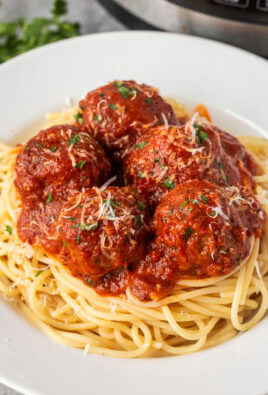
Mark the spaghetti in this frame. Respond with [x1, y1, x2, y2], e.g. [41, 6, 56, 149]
[0, 100, 267, 358]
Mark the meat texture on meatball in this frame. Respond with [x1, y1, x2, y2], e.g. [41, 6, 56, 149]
[123, 121, 257, 210]
[130, 180, 264, 300]
[78, 80, 177, 159]
[14, 124, 111, 203]
[57, 186, 151, 295]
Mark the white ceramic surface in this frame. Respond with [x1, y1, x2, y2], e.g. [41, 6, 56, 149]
[0, 32, 267, 395]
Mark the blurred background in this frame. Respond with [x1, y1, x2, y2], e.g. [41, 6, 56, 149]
[0, 0, 267, 393]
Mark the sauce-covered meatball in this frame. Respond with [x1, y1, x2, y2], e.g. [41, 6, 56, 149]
[16, 125, 111, 253]
[14, 124, 111, 203]
[57, 186, 151, 295]
[78, 80, 177, 159]
[124, 121, 257, 210]
[130, 180, 265, 300]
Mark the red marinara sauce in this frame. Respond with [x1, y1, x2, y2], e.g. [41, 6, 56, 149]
[57, 186, 152, 295]
[77, 80, 177, 159]
[123, 122, 257, 211]
[130, 179, 265, 300]
[15, 125, 111, 253]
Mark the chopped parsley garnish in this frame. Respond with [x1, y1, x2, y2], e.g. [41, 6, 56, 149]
[115, 81, 124, 87]
[67, 217, 76, 221]
[135, 141, 147, 149]
[72, 223, 80, 229]
[5, 225, 12, 235]
[94, 114, 102, 122]
[63, 240, 68, 248]
[163, 178, 175, 189]
[150, 171, 154, 176]
[118, 85, 130, 99]
[135, 215, 143, 228]
[25, 146, 30, 151]
[192, 199, 199, 204]
[91, 223, 99, 231]
[68, 134, 80, 145]
[183, 227, 192, 241]
[154, 158, 160, 163]
[188, 207, 193, 212]
[216, 159, 224, 169]
[225, 175, 229, 184]
[145, 97, 153, 104]
[74, 112, 83, 125]
[159, 163, 167, 169]
[33, 141, 43, 148]
[180, 200, 189, 207]
[80, 223, 87, 230]
[201, 195, 208, 203]
[50, 145, 58, 152]
[86, 278, 94, 287]
[35, 270, 43, 278]
[194, 124, 208, 145]
[136, 199, 146, 211]
[76, 160, 86, 169]
[138, 169, 145, 179]
[46, 192, 53, 204]
[211, 211, 217, 217]
[99, 93, 105, 98]
[75, 235, 81, 244]
[109, 103, 118, 110]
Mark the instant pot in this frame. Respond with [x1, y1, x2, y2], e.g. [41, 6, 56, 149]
[98, 0, 268, 56]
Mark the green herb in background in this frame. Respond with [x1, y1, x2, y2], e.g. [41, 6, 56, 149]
[0, 0, 80, 63]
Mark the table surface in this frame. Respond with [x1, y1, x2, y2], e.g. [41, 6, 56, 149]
[0, 2, 124, 393]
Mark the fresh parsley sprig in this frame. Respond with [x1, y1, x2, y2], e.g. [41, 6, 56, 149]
[0, 0, 80, 64]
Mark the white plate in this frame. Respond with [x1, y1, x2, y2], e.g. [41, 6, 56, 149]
[0, 31, 268, 395]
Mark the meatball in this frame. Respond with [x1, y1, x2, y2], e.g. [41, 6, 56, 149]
[78, 80, 177, 159]
[14, 125, 111, 203]
[131, 180, 264, 300]
[123, 121, 257, 210]
[57, 186, 151, 294]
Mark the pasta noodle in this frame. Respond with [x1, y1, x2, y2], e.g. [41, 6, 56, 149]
[0, 103, 267, 358]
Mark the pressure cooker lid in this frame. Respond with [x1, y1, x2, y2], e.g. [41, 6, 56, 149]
[167, 0, 268, 24]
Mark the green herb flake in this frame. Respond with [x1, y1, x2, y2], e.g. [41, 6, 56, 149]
[135, 215, 143, 228]
[216, 159, 224, 169]
[74, 112, 83, 125]
[154, 158, 160, 163]
[111, 199, 120, 208]
[135, 141, 147, 149]
[46, 192, 53, 204]
[211, 211, 217, 217]
[138, 169, 145, 179]
[118, 85, 130, 99]
[67, 217, 76, 222]
[163, 178, 175, 189]
[80, 223, 87, 231]
[145, 97, 153, 104]
[99, 93, 105, 98]
[63, 240, 68, 248]
[137, 199, 146, 211]
[76, 160, 86, 169]
[33, 141, 43, 149]
[194, 124, 208, 145]
[86, 278, 94, 287]
[68, 134, 80, 145]
[94, 114, 102, 122]
[115, 81, 124, 87]
[188, 207, 193, 212]
[91, 223, 99, 231]
[35, 270, 43, 278]
[225, 175, 230, 184]
[183, 227, 192, 241]
[50, 145, 58, 152]
[192, 199, 199, 204]
[180, 200, 189, 207]
[75, 235, 81, 244]
[159, 163, 167, 169]
[150, 171, 154, 176]
[5, 225, 12, 235]
[72, 223, 80, 229]
[109, 103, 118, 110]
[201, 195, 208, 203]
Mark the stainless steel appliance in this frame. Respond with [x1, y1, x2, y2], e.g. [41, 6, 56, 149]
[98, 0, 268, 56]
